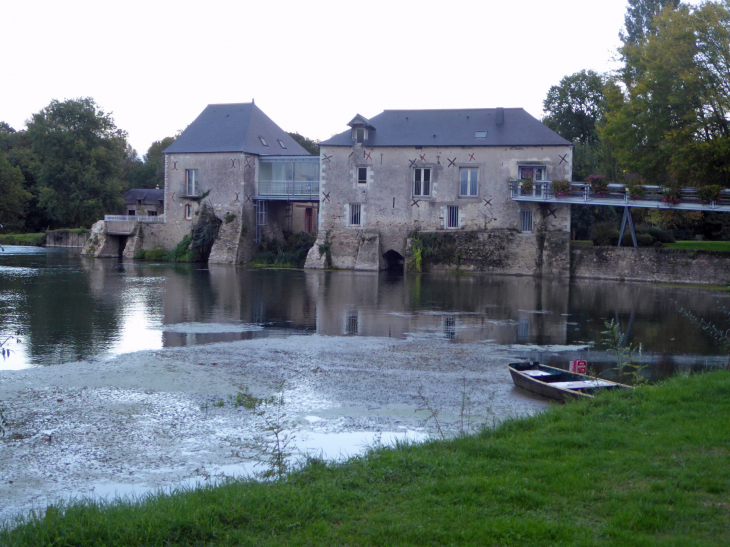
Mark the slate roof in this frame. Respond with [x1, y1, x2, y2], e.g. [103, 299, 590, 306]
[321, 108, 570, 148]
[123, 189, 163, 205]
[164, 103, 311, 156]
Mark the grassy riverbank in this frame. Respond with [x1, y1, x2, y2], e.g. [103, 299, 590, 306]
[0, 229, 89, 247]
[0, 233, 46, 246]
[665, 241, 730, 252]
[3, 371, 729, 546]
[573, 239, 730, 252]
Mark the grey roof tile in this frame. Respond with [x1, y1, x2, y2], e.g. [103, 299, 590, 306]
[164, 103, 311, 156]
[321, 108, 570, 147]
[124, 189, 163, 205]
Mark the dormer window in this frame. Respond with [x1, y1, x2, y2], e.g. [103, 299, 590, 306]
[277, 139, 287, 149]
[259, 136, 268, 147]
[347, 114, 375, 145]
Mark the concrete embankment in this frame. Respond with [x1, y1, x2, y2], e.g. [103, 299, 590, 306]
[571, 246, 730, 285]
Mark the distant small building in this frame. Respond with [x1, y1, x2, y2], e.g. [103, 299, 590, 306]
[123, 188, 163, 217]
[304, 108, 573, 274]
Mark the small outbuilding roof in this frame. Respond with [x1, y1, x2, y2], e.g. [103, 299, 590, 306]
[321, 108, 570, 148]
[123, 188, 163, 205]
[164, 103, 311, 156]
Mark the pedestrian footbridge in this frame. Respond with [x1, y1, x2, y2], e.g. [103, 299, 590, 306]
[510, 181, 730, 212]
[510, 180, 730, 247]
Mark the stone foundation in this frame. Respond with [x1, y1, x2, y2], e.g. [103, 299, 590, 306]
[571, 246, 730, 285]
[304, 229, 383, 270]
[81, 220, 123, 258]
[405, 229, 570, 276]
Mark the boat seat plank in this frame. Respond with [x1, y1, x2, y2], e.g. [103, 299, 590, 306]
[521, 370, 553, 377]
[551, 380, 615, 390]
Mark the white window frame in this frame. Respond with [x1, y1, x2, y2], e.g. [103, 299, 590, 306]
[357, 166, 368, 185]
[459, 167, 479, 197]
[413, 168, 431, 197]
[518, 165, 548, 181]
[349, 203, 361, 226]
[521, 209, 533, 232]
[447, 205, 459, 228]
[185, 169, 199, 196]
[184, 204, 193, 220]
[353, 127, 367, 143]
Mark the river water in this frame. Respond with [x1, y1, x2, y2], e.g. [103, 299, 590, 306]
[1, 245, 729, 522]
[0, 246, 727, 379]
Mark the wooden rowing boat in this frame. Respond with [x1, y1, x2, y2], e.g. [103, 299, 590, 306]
[508, 361, 631, 402]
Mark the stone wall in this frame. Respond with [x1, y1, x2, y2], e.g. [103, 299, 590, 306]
[404, 228, 570, 276]
[45, 231, 90, 248]
[571, 246, 730, 285]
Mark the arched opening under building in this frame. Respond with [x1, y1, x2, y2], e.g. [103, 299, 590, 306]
[383, 249, 404, 274]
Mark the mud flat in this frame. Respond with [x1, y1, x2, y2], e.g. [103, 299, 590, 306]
[0, 335, 557, 524]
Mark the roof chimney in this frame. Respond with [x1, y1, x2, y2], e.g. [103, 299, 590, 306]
[496, 107, 504, 125]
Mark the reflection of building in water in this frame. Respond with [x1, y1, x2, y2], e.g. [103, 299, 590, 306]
[309, 271, 569, 345]
[444, 316, 457, 339]
[345, 312, 359, 335]
[517, 319, 530, 342]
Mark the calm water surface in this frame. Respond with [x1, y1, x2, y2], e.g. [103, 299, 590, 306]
[0, 246, 727, 380]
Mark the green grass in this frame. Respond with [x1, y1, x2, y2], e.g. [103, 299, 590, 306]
[3, 371, 730, 546]
[665, 241, 730, 252]
[0, 233, 46, 246]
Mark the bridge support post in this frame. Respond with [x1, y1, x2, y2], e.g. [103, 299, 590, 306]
[618, 206, 638, 248]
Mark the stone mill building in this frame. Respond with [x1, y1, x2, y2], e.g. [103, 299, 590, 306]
[304, 108, 573, 274]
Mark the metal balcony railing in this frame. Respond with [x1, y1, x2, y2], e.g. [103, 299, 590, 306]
[257, 180, 319, 198]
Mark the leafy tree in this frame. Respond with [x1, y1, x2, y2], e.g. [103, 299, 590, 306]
[144, 136, 175, 187]
[287, 132, 319, 156]
[0, 151, 31, 231]
[543, 70, 605, 145]
[125, 136, 176, 189]
[542, 70, 622, 182]
[620, 0, 680, 46]
[603, 1, 730, 187]
[26, 98, 128, 228]
[0, 122, 17, 154]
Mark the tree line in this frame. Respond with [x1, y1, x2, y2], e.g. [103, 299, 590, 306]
[0, 98, 175, 232]
[543, 0, 730, 239]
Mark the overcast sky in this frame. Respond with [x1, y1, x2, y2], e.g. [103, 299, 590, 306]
[0, 0, 695, 157]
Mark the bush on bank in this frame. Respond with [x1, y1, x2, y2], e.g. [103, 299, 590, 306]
[2, 370, 729, 546]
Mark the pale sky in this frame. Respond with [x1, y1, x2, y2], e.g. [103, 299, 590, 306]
[0, 0, 687, 158]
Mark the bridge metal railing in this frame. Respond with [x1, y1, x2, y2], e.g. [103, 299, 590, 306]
[509, 181, 730, 212]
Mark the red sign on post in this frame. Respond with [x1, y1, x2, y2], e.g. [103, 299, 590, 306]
[570, 359, 587, 374]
